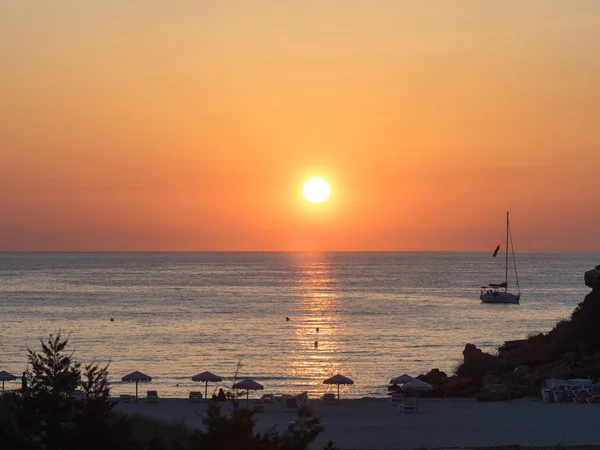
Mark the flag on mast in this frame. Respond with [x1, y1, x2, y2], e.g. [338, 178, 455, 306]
[492, 245, 500, 257]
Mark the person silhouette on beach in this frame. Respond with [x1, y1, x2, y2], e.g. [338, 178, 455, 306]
[21, 372, 28, 394]
[282, 421, 295, 438]
[217, 388, 226, 401]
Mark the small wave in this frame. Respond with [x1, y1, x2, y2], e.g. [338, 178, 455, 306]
[408, 344, 446, 349]
[227, 375, 310, 382]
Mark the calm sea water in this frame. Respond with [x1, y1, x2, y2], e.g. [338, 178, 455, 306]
[0, 252, 598, 399]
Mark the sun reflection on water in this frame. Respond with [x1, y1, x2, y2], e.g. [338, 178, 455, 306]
[284, 254, 353, 397]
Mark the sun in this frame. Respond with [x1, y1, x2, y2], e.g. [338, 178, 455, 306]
[303, 177, 330, 203]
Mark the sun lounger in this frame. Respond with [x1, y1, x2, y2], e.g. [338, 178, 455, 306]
[401, 399, 417, 413]
[390, 391, 404, 406]
[543, 378, 575, 402]
[146, 390, 159, 403]
[573, 384, 600, 403]
[261, 393, 274, 403]
[544, 378, 565, 388]
[189, 391, 203, 402]
[119, 394, 132, 404]
[295, 392, 309, 408]
[252, 399, 265, 412]
[321, 393, 336, 404]
[552, 385, 569, 402]
[572, 387, 593, 403]
[275, 396, 287, 412]
[284, 396, 298, 409]
[568, 378, 593, 387]
[541, 388, 553, 402]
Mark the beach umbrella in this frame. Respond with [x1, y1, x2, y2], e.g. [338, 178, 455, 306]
[323, 374, 354, 401]
[232, 378, 264, 408]
[390, 374, 414, 385]
[401, 378, 432, 411]
[192, 371, 222, 402]
[0, 371, 17, 394]
[121, 371, 152, 401]
[401, 378, 432, 391]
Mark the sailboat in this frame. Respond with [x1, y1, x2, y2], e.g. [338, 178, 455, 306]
[480, 212, 521, 304]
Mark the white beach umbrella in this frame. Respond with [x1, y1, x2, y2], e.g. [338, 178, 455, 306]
[192, 371, 222, 402]
[401, 378, 432, 391]
[323, 374, 354, 401]
[401, 378, 432, 411]
[390, 374, 414, 385]
[0, 371, 17, 394]
[121, 370, 152, 401]
[232, 378, 264, 408]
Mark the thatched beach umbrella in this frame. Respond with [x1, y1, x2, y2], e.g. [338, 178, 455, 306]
[192, 371, 222, 402]
[232, 378, 264, 408]
[390, 374, 413, 385]
[121, 371, 152, 402]
[0, 371, 17, 394]
[401, 378, 432, 411]
[323, 374, 354, 401]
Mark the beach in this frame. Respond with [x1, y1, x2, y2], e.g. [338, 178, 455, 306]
[115, 397, 600, 449]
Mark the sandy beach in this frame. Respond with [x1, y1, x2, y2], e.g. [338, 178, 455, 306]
[115, 397, 600, 449]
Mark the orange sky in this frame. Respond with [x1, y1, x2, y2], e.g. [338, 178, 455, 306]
[1, 1, 599, 251]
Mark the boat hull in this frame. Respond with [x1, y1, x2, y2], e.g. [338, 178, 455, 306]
[480, 291, 520, 304]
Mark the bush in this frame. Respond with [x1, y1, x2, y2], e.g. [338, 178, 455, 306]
[127, 415, 190, 450]
[189, 402, 324, 450]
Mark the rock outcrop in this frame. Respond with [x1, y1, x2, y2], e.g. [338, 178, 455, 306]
[420, 265, 600, 400]
[476, 383, 523, 402]
[584, 265, 600, 290]
[476, 384, 507, 401]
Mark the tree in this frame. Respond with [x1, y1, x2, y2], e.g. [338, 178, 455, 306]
[81, 360, 110, 401]
[0, 331, 132, 450]
[27, 331, 80, 398]
[21, 331, 82, 449]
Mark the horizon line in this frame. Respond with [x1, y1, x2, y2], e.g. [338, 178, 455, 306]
[1, 250, 599, 254]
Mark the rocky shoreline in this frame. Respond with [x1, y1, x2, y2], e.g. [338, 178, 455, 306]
[412, 265, 600, 401]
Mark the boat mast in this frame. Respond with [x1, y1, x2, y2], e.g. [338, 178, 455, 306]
[509, 214, 521, 294]
[505, 211, 509, 291]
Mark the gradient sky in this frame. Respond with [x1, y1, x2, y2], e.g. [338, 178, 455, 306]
[1, 1, 599, 251]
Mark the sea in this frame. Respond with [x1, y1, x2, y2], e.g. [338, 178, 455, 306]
[0, 252, 598, 399]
